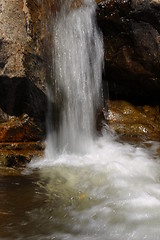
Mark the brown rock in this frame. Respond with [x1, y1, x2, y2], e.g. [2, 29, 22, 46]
[0, 141, 45, 167]
[106, 100, 160, 141]
[0, 0, 58, 167]
[0, 113, 45, 167]
[0, 114, 44, 143]
[97, 0, 160, 105]
[0, 0, 55, 147]
[0, 0, 54, 89]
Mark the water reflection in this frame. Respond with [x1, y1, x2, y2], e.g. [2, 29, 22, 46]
[0, 171, 46, 239]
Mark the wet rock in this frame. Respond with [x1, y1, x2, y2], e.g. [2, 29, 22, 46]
[0, 141, 45, 167]
[0, 113, 45, 166]
[0, 0, 55, 142]
[0, 77, 47, 131]
[106, 100, 160, 141]
[0, 114, 45, 142]
[97, 0, 160, 105]
[0, 0, 52, 166]
[0, 108, 8, 123]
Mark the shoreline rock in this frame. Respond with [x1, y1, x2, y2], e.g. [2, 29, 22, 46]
[105, 100, 160, 141]
[0, 141, 45, 167]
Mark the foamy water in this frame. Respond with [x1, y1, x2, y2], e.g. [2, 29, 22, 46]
[27, 131, 160, 240]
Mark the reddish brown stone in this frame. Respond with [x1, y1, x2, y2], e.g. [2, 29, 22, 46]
[105, 100, 160, 141]
[0, 141, 45, 167]
[0, 114, 44, 143]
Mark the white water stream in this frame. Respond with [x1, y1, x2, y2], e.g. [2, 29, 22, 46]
[28, 1, 160, 239]
[46, 0, 103, 155]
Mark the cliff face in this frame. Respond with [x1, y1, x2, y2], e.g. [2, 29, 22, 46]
[97, 0, 160, 141]
[97, 0, 160, 105]
[0, 0, 54, 166]
[0, 0, 47, 88]
[0, 0, 54, 129]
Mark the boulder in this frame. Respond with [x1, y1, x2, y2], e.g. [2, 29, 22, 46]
[0, 114, 45, 167]
[106, 100, 160, 141]
[97, 0, 160, 105]
[0, 0, 55, 126]
[0, 142, 45, 167]
[0, 114, 44, 143]
[0, 0, 54, 166]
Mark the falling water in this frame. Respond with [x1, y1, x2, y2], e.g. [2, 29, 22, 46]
[47, 0, 103, 154]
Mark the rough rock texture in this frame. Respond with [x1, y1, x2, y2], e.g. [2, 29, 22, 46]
[0, 0, 55, 88]
[97, 0, 160, 105]
[0, 142, 45, 167]
[0, 114, 44, 142]
[0, 0, 54, 165]
[106, 100, 160, 141]
[0, 0, 51, 131]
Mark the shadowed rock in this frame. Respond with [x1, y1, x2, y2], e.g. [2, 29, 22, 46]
[97, 0, 160, 105]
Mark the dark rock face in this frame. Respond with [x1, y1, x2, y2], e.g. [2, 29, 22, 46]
[97, 0, 160, 105]
[0, 77, 47, 129]
[0, 0, 52, 134]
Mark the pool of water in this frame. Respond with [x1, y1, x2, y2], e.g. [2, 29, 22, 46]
[1, 135, 160, 240]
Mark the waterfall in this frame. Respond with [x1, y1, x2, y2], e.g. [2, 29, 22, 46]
[27, 2, 160, 239]
[47, 0, 104, 155]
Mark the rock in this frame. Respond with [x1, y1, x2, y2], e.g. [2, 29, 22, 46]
[0, 108, 8, 123]
[0, 77, 47, 131]
[0, 114, 44, 143]
[0, 141, 45, 167]
[0, 0, 54, 166]
[0, 113, 45, 167]
[97, 0, 160, 105]
[0, 0, 54, 89]
[0, 0, 56, 139]
[106, 100, 160, 141]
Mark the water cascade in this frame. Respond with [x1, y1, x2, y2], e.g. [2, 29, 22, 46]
[46, 0, 104, 155]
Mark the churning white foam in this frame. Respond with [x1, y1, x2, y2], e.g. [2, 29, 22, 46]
[28, 131, 160, 240]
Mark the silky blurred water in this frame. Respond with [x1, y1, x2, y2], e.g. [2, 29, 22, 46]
[46, 0, 103, 154]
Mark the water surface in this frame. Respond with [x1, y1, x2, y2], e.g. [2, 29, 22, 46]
[1, 134, 160, 240]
